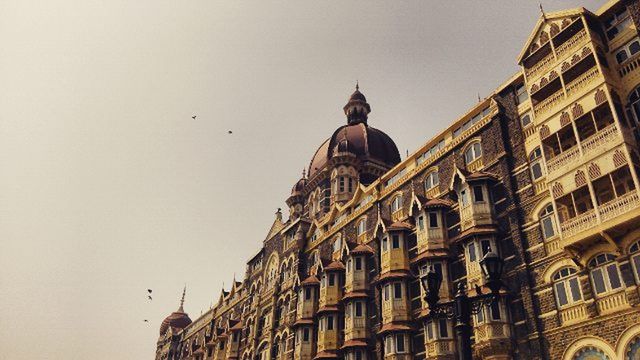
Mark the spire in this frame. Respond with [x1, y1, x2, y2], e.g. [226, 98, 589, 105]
[355, 80, 359, 91]
[302, 168, 306, 179]
[178, 285, 186, 312]
[539, 3, 546, 20]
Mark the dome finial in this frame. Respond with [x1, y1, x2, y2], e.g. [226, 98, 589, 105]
[302, 168, 306, 179]
[344, 83, 371, 125]
[356, 80, 359, 91]
[179, 285, 186, 312]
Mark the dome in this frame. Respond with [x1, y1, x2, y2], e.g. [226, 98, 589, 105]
[308, 123, 400, 178]
[159, 287, 192, 336]
[291, 177, 307, 195]
[159, 309, 192, 336]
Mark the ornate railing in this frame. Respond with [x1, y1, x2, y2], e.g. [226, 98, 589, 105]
[426, 340, 455, 357]
[596, 291, 629, 315]
[565, 67, 600, 96]
[560, 209, 597, 238]
[475, 322, 510, 342]
[581, 124, 619, 158]
[526, 53, 556, 81]
[559, 302, 588, 325]
[556, 29, 587, 59]
[545, 238, 561, 254]
[534, 90, 565, 117]
[546, 146, 581, 175]
[599, 191, 640, 223]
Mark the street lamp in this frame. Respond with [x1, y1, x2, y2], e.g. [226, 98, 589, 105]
[420, 249, 505, 360]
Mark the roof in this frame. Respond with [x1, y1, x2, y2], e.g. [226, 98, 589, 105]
[377, 322, 415, 335]
[342, 291, 370, 301]
[324, 261, 346, 271]
[350, 243, 375, 255]
[387, 221, 413, 231]
[341, 340, 369, 349]
[450, 225, 498, 243]
[375, 270, 413, 283]
[317, 305, 340, 314]
[314, 351, 339, 359]
[301, 275, 320, 286]
[411, 248, 451, 264]
[292, 319, 315, 327]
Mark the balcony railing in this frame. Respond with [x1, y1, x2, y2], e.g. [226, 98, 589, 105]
[599, 191, 640, 223]
[565, 67, 600, 97]
[596, 291, 629, 315]
[559, 302, 588, 325]
[560, 209, 597, 239]
[426, 340, 455, 357]
[526, 52, 556, 81]
[545, 237, 561, 254]
[534, 89, 565, 117]
[555, 29, 587, 59]
[475, 322, 510, 342]
[546, 146, 581, 175]
[581, 124, 618, 158]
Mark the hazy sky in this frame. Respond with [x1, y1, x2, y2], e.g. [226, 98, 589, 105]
[0, 1, 605, 359]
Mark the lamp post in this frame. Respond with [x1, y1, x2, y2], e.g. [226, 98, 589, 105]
[421, 249, 505, 360]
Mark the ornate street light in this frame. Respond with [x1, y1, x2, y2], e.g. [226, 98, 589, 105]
[420, 250, 505, 360]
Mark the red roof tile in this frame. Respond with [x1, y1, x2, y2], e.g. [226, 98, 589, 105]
[341, 291, 370, 301]
[317, 305, 340, 314]
[324, 261, 346, 271]
[377, 322, 414, 335]
[350, 243, 375, 255]
[341, 340, 369, 349]
[314, 350, 339, 359]
[301, 275, 320, 286]
[375, 270, 413, 283]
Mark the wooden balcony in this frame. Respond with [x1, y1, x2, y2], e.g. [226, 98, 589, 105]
[345, 271, 367, 293]
[533, 89, 565, 118]
[425, 339, 455, 358]
[565, 67, 600, 97]
[560, 209, 598, 239]
[317, 329, 338, 353]
[599, 189, 640, 223]
[466, 260, 482, 288]
[382, 299, 410, 323]
[384, 354, 413, 360]
[525, 52, 555, 81]
[294, 342, 314, 360]
[559, 302, 588, 325]
[391, 208, 406, 222]
[459, 202, 494, 232]
[596, 291, 630, 315]
[319, 286, 340, 308]
[344, 317, 368, 340]
[416, 228, 446, 254]
[555, 29, 587, 59]
[474, 322, 510, 343]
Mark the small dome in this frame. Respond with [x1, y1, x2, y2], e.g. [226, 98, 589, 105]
[159, 287, 192, 336]
[159, 310, 192, 336]
[349, 88, 367, 102]
[291, 177, 307, 195]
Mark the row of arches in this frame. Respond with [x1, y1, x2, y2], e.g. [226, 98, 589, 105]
[562, 325, 640, 359]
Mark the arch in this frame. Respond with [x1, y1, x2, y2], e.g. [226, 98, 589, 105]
[356, 216, 367, 236]
[528, 197, 554, 222]
[543, 258, 579, 283]
[263, 252, 280, 286]
[581, 244, 620, 266]
[563, 337, 616, 360]
[616, 324, 640, 359]
[462, 138, 482, 165]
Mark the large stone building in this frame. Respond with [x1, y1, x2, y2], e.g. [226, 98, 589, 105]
[155, 1, 640, 359]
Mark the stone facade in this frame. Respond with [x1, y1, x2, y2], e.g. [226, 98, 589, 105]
[155, 1, 640, 359]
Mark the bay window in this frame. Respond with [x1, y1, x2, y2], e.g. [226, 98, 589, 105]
[588, 254, 623, 296]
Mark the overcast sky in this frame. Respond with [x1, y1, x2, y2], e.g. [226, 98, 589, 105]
[0, 1, 605, 359]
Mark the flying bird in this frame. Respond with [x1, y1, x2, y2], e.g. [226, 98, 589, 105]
[148, 295, 153, 301]
[192, 115, 197, 120]
[147, 289, 152, 294]
[144, 319, 149, 323]
[228, 130, 233, 134]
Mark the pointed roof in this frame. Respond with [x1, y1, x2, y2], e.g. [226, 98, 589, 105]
[516, 7, 587, 63]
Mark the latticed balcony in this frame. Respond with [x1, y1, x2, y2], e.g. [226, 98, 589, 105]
[474, 322, 510, 343]
[425, 340, 455, 359]
[596, 290, 630, 315]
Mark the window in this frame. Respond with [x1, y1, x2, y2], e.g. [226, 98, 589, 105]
[424, 171, 439, 190]
[467, 239, 495, 263]
[357, 219, 366, 236]
[393, 282, 403, 299]
[516, 84, 528, 105]
[382, 237, 389, 252]
[383, 284, 390, 301]
[418, 215, 425, 230]
[305, 287, 312, 300]
[589, 254, 623, 296]
[529, 147, 544, 180]
[539, 203, 557, 240]
[490, 300, 501, 320]
[391, 195, 403, 213]
[303, 328, 310, 342]
[348, 178, 354, 193]
[464, 142, 482, 164]
[339, 176, 345, 192]
[467, 242, 477, 262]
[615, 37, 640, 63]
[355, 257, 362, 271]
[327, 315, 334, 330]
[521, 112, 532, 127]
[605, 7, 631, 40]
[396, 334, 406, 353]
[460, 188, 470, 207]
[392, 235, 401, 249]
[630, 241, 640, 283]
[328, 273, 335, 286]
[355, 301, 363, 317]
[425, 319, 451, 340]
[428, 212, 439, 228]
[472, 185, 485, 202]
[552, 267, 583, 308]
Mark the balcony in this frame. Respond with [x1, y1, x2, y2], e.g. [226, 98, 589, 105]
[344, 317, 367, 340]
[425, 339, 455, 358]
[560, 208, 597, 239]
[466, 260, 482, 288]
[416, 228, 446, 254]
[459, 202, 493, 232]
[559, 302, 588, 325]
[565, 67, 600, 97]
[596, 291, 630, 315]
[533, 89, 565, 117]
[391, 208, 406, 222]
[599, 191, 640, 223]
[555, 29, 587, 59]
[525, 52, 555, 81]
[474, 322, 510, 343]
[382, 299, 410, 323]
[546, 124, 622, 179]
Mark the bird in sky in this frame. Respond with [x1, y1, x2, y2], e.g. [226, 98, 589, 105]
[144, 319, 149, 323]
[147, 289, 152, 294]
[192, 115, 197, 120]
[228, 130, 233, 134]
[148, 295, 153, 301]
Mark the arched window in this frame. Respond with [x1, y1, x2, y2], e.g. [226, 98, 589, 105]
[424, 171, 439, 191]
[539, 204, 557, 239]
[357, 218, 366, 236]
[624, 334, 640, 359]
[588, 254, 623, 296]
[391, 195, 403, 213]
[552, 267, 582, 308]
[464, 141, 482, 164]
[530, 147, 545, 180]
[630, 241, 640, 284]
[571, 346, 610, 360]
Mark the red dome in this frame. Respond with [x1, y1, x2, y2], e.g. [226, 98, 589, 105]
[307, 123, 400, 178]
[159, 309, 192, 336]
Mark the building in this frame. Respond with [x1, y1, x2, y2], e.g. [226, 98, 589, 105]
[155, 1, 640, 359]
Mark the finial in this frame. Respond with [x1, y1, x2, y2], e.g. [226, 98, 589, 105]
[477, 92, 481, 102]
[539, 3, 546, 20]
[179, 285, 186, 311]
[302, 168, 306, 179]
[355, 80, 359, 91]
